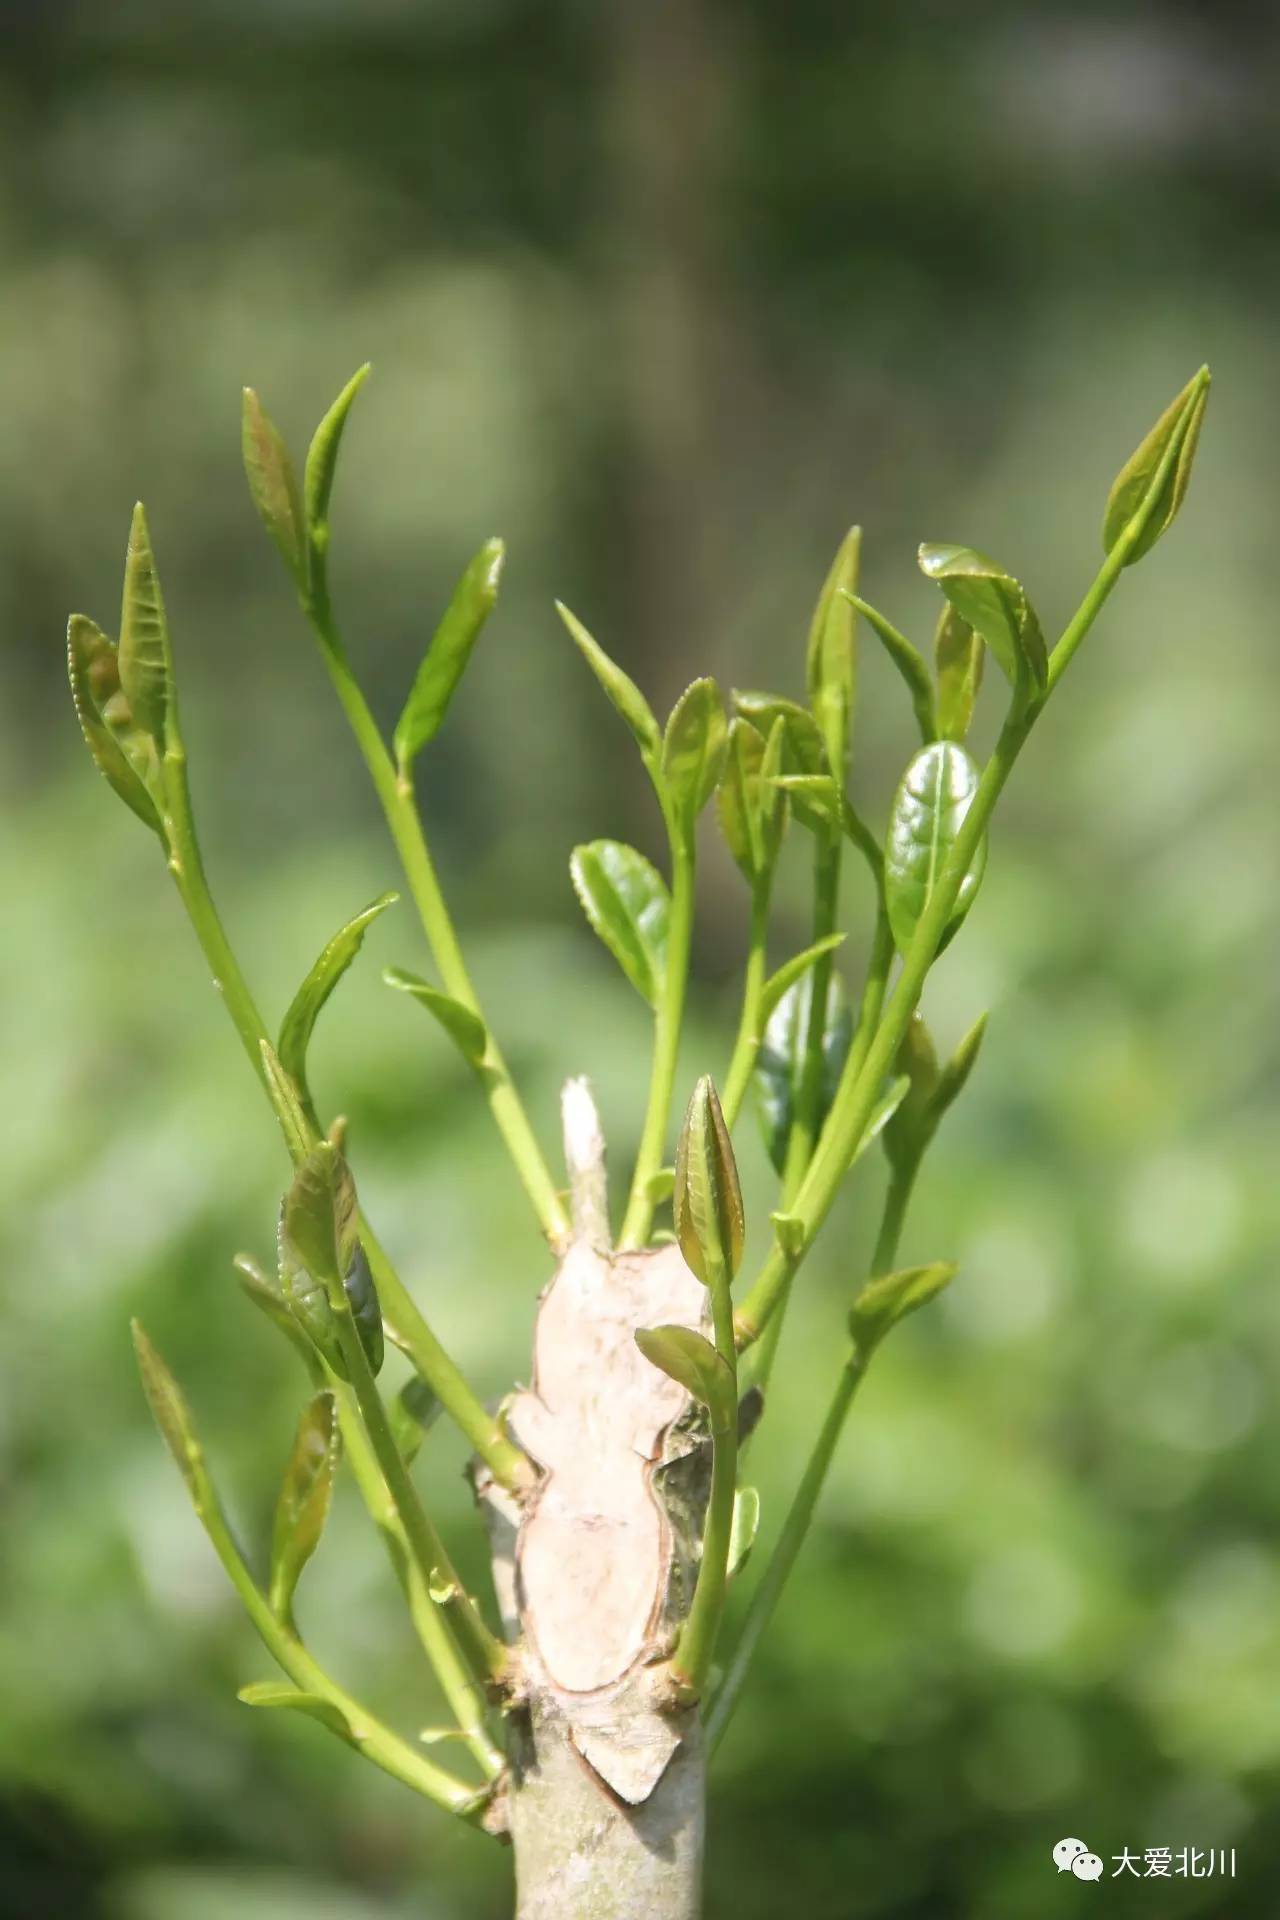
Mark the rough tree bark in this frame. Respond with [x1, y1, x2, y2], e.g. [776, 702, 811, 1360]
[477, 1081, 712, 1919]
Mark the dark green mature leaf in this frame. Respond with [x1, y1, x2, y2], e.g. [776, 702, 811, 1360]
[806, 527, 860, 776]
[279, 1146, 383, 1378]
[238, 1683, 357, 1743]
[732, 691, 825, 775]
[661, 678, 727, 833]
[118, 503, 172, 746]
[305, 364, 370, 549]
[242, 388, 305, 585]
[759, 933, 846, 1023]
[557, 602, 661, 764]
[383, 968, 489, 1066]
[67, 615, 164, 835]
[754, 972, 853, 1175]
[394, 539, 505, 771]
[848, 593, 935, 744]
[674, 1076, 745, 1285]
[917, 545, 1046, 693]
[934, 605, 984, 742]
[131, 1321, 213, 1513]
[1103, 368, 1209, 566]
[634, 1324, 735, 1426]
[569, 840, 669, 1007]
[270, 1390, 341, 1623]
[884, 741, 986, 956]
[279, 893, 398, 1109]
[850, 1261, 957, 1358]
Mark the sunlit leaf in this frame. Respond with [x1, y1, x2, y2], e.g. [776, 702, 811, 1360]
[569, 840, 669, 1008]
[727, 1486, 761, 1579]
[118, 503, 172, 746]
[933, 605, 984, 743]
[754, 972, 852, 1176]
[278, 893, 398, 1112]
[269, 1390, 341, 1624]
[674, 1076, 744, 1285]
[279, 1146, 383, 1378]
[759, 933, 846, 1023]
[242, 388, 305, 586]
[557, 601, 661, 764]
[383, 968, 489, 1067]
[1103, 368, 1210, 567]
[732, 691, 825, 775]
[238, 1682, 357, 1743]
[394, 539, 505, 770]
[304, 365, 370, 554]
[850, 1261, 958, 1358]
[661, 678, 727, 833]
[917, 544, 1046, 693]
[884, 741, 986, 956]
[66, 615, 164, 835]
[847, 592, 934, 744]
[806, 527, 860, 776]
[634, 1324, 734, 1427]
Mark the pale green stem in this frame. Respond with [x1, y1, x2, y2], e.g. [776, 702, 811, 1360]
[302, 585, 570, 1251]
[671, 1259, 738, 1697]
[721, 876, 772, 1130]
[620, 836, 696, 1248]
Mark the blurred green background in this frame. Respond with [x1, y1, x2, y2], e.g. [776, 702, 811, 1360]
[4, 2, 1279, 1916]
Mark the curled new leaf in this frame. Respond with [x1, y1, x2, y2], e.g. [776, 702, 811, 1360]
[1103, 367, 1209, 567]
[661, 678, 727, 834]
[118, 504, 173, 747]
[270, 1390, 341, 1624]
[634, 1324, 735, 1429]
[131, 1320, 213, 1514]
[934, 605, 984, 743]
[917, 544, 1046, 694]
[771, 773, 842, 838]
[732, 691, 825, 776]
[754, 972, 852, 1176]
[850, 1261, 957, 1358]
[884, 741, 986, 956]
[933, 1010, 989, 1117]
[847, 593, 935, 744]
[279, 1145, 383, 1378]
[806, 527, 860, 776]
[674, 1076, 745, 1285]
[569, 840, 669, 1008]
[717, 718, 784, 882]
[383, 968, 489, 1067]
[279, 893, 398, 1113]
[67, 615, 164, 835]
[557, 601, 661, 764]
[394, 539, 505, 772]
[238, 1682, 357, 1743]
[242, 388, 305, 585]
[305, 364, 370, 554]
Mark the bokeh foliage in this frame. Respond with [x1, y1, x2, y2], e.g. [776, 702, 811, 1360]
[3, 2, 1280, 1916]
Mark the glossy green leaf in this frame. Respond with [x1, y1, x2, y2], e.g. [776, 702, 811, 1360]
[383, 968, 489, 1067]
[716, 718, 771, 880]
[233, 1253, 323, 1379]
[269, 1390, 341, 1623]
[389, 1376, 442, 1465]
[754, 972, 852, 1176]
[884, 741, 986, 956]
[118, 503, 173, 746]
[394, 539, 505, 771]
[727, 1485, 761, 1579]
[917, 544, 1046, 693]
[732, 691, 825, 775]
[674, 1076, 745, 1286]
[806, 527, 860, 775]
[556, 601, 661, 764]
[759, 933, 846, 1023]
[304, 364, 370, 551]
[661, 678, 728, 834]
[850, 1261, 958, 1358]
[279, 893, 398, 1110]
[568, 840, 669, 1008]
[934, 605, 984, 743]
[847, 592, 935, 744]
[242, 388, 305, 585]
[279, 1146, 383, 1378]
[634, 1324, 735, 1427]
[131, 1321, 214, 1514]
[1103, 368, 1210, 566]
[238, 1683, 357, 1743]
[66, 615, 164, 835]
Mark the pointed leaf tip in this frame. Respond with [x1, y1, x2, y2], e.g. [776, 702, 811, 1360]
[674, 1075, 744, 1285]
[394, 539, 507, 769]
[1103, 367, 1210, 566]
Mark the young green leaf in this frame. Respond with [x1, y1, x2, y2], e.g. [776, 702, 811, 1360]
[118, 503, 173, 747]
[850, 1261, 958, 1358]
[754, 972, 853, 1176]
[850, 1075, 911, 1167]
[279, 1146, 383, 1378]
[278, 893, 398, 1110]
[304, 364, 370, 555]
[674, 1076, 745, 1286]
[389, 1376, 442, 1465]
[932, 1009, 989, 1118]
[394, 539, 505, 772]
[259, 1040, 312, 1161]
[934, 605, 984, 742]
[771, 772, 842, 838]
[556, 601, 662, 765]
[882, 1012, 941, 1170]
[269, 1389, 341, 1624]
[646, 1166, 676, 1205]
[233, 1253, 323, 1378]
[716, 718, 770, 880]
[759, 933, 846, 1023]
[383, 968, 489, 1067]
[242, 388, 305, 586]
[238, 1683, 357, 1743]
[846, 592, 935, 744]
[662, 678, 728, 834]
[131, 1321, 214, 1514]
[67, 615, 164, 835]
[634, 1324, 735, 1428]
[884, 740, 986, 956]
[568, 840, 670, 1008]
[1103, 368, 1210, 567]
[727, 1485, 761, 1579]
[806, 527, 860, 777]
[917, 545, 1046, 693]
[732, 691, 825, 775]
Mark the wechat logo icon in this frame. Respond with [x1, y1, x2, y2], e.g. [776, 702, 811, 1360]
[1054, 1838, 1104, 1882]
